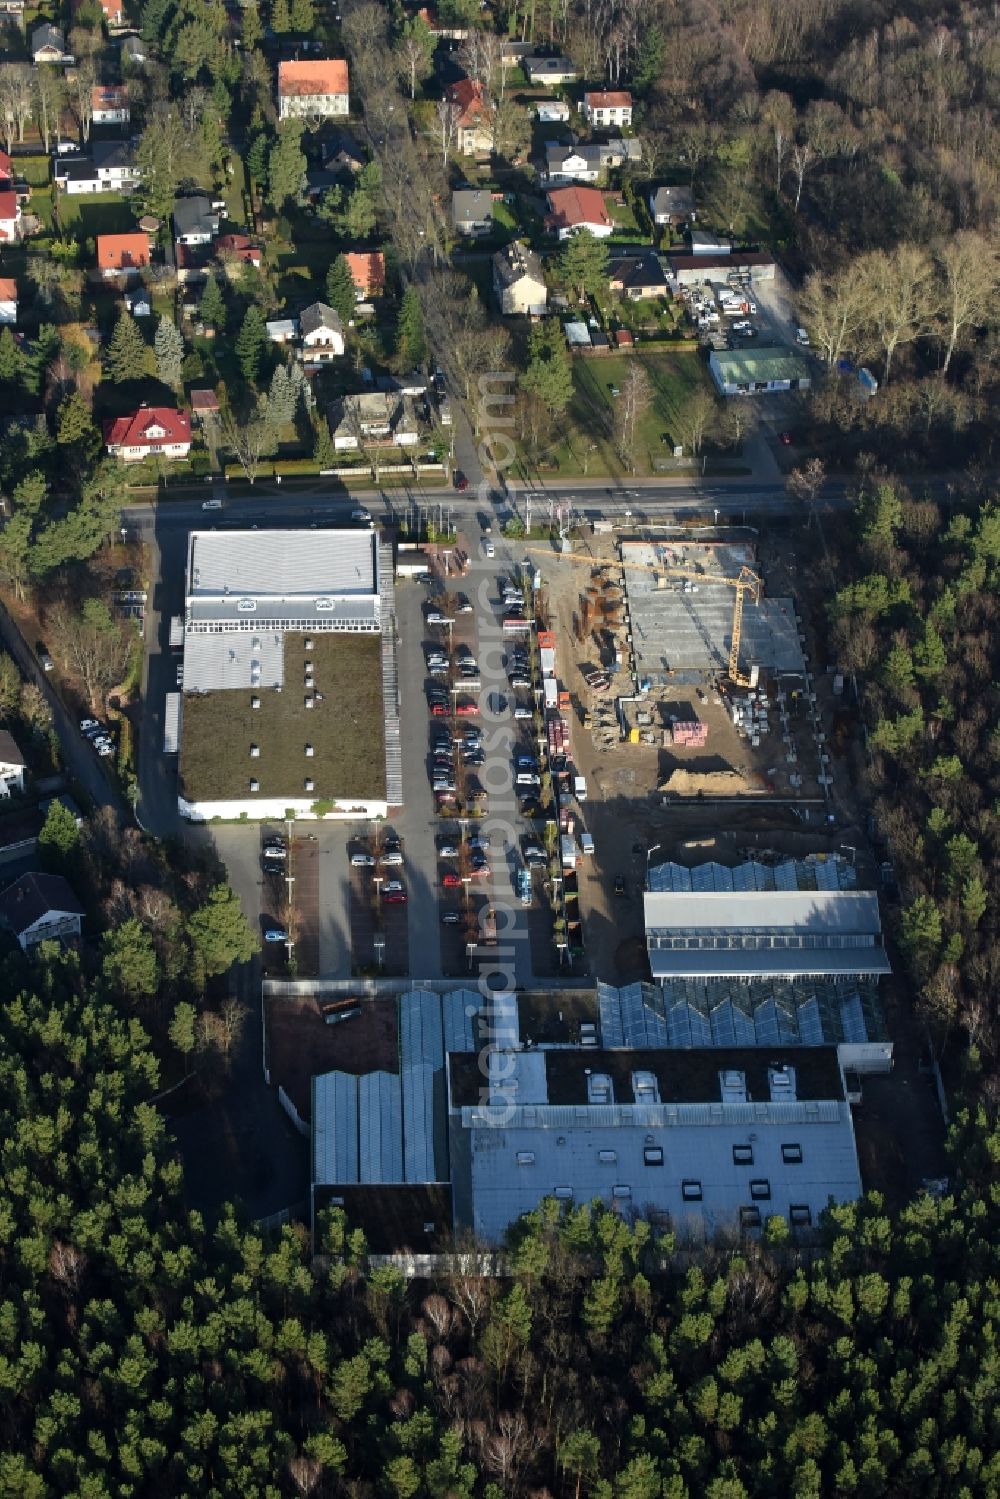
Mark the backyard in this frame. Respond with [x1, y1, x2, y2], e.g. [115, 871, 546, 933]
[539, 348, 712, 478]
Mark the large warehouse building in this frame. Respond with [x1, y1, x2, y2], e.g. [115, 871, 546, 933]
[447, 1044, 862, 1246]
[174, 529, 401, 821]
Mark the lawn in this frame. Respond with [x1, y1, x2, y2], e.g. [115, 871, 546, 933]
[540, 349, 711, 478]
[54, 193, 138, 238]
[179, 633, 387, 804]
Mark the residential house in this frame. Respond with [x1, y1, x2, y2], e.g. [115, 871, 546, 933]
[265, 317, 299, 344]
[608, 250, 669, 300]
[0, 871, 83, 950]
[0, 278, 17, 324]
[0, 151, 13, 182]
[690, 230, 731, 255]
[544, 185, 613, 239]
[667, 251, 775, 286]
[96, 231, 150, 278]
[95, 0, 125, 24]
[31, 24, 65, 63]
[190, 388, 220, 422]
[0, 189, 20, 242]
[277, 59, 350, 120]
[321, 132, 366, 176]
[103, 405, 192, 461]
[121, 36, 148, 66]
[0, 0, 25, 21]
[649, 184, 696, 227]
[451, 187, 494, 237]
[582, 90, 633, 128]
[524, 56, 577, 85]
[174, 242, 212, 285]
[0, 729, 25, 796]
[173, 195, 219, 246]
[445, 78, 493, 156]
[492, 240, 547, 316]
[216, 233, 262, 280]
[344, 251, 385, 299]
[54, 156, 104, 194]
[299, 301, 345, 361]
[603, 137, 642, 167]
[92, 140, 139, 187]
[535, 99, 570, 123]
[328, 390, 418, 450]
[92, 84, 130, 125]
[125, 287, 151, 317]
[544, 144, 601, 184]
[413, 5, 470, 42]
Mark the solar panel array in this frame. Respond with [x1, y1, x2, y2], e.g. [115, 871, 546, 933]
[599, 977, 887, 1050]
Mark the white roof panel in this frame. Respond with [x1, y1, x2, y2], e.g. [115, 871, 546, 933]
[182, 631, 284, 693]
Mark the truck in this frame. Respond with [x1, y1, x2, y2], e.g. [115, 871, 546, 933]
[517, 867, 532, 906]
[560, 834, 577, 871]
[169, 616, 184, 649]
[163, 692, 182, 755]
[574, 774, 587, 802]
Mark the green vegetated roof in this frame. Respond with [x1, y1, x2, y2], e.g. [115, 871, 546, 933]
[711, 348, 811, 381]
[179, 632, 386, 803]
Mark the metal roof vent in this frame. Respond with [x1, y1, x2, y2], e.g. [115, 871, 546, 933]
[304, 638, 314, 650]
[251, 696, 260, 709]
[249, 778, 259, 792]
[632, 1070, 660, 1104]
[720, 1069, 747, 1103]
[249, 744, 260, 758]
[305, 744, 314, 757]
[587, 1072, 613, 1105]
[768, 1064, 797, 1102]
[304, 777, 314, 792]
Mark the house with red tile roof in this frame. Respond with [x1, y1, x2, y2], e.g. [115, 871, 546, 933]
[216, 234, 263, 279]
[544, 185, 613, 240]
[92, 85, 129, 124]
[278, 59, 349, 120]
[0, 189, 19, 242]
[96, 232, 150, 278]
[104, 406, 192, 462]
[445, 78, 493, 155]
[582, 90, 633, 128]
[0, 151, 12, 181]
[0, 277, 16, 324]
[344, 251, 385, 299]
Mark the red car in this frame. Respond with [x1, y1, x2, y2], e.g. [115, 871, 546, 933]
[454, 471, 469, 491]
[384, 891, 407, 904]
[455, 701, 479, 716]
[779, 431, 793, 446]
[430, 703, 448, 716]
[442, 871, 462, 887]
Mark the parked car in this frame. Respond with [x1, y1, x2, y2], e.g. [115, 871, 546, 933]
[350, 851, 375, 867]
[483, 539, 495, 558]
[380, 851, 403, 866]
[454, 471, 469, 491]
[430, 703, 448, 716]
[455, 701, 479, 716]
[426, 611, 450, 626]
[795, 326, 810, 346]
[38, 643, 54, 672]
[80, 718, 101, 735]
[509, 674, 531, 690]
[442, 872, 462, 888]
[524, 844, 546, 864]
[264, 928, 289, 943]
[93, 739, 114, 757]
[384, 891, 407, 904]
[614, 875, 627, 896]
[513, 705, 533, 720]
[263, 839, 287, 859]
[779, 431, 793, 446]
[383, 880, 405, 894]
[351, 506, 373, 524]
[441, 910, 462, 925]
[437, 841, 459, 858]
[456, 595, 474, 613]
[464, 748, 485, 766]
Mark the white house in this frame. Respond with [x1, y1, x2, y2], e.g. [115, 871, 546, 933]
[328, 390, 418, 450]
[92, 84, 130, 125]
[535, 99, 570, 123]
[0, 872, 83, 950]
[299, 301, 345, 362]
[544, 185, 614, 239]
[582, 90, 633, 128]
[278, 59, 349, 121]
[31, 24, 65, 64]
[0, 729, 25, 795]
[0, 188, 20, 242]
[649, 184, 696, 226]
[544, 144, 601, 183]
[103, 406, 193, 461]
[524, 56, 577, 85]
[173, 195, 219, 246]
[266, 317, 299, 344]
[0, 277, 16, 324]
[493, 240, 547, 316]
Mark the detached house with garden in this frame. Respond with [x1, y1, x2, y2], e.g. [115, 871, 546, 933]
[278, 59, 350, 121]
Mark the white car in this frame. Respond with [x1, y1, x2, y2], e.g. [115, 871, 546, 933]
[80, 718, 100, 735]
[380, 851, 404, 866]
[426, 611, 450, 626]
[795, 327, 810, 346]
[483, 539, 495, 558]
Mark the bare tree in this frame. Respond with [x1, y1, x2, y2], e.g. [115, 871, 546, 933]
[48, 602, 133, 712]
[760, 90, 795, 195]
[673, 383, 717, 457]
[797, 266, 875, 368]
[613, 362, 651, 470]
[934, 230, 999, 375]
[434, 98, 458, 166]
[865, 245, 935, 385]
[0, 65, 35, 149]
[459, 31, 509, 101]
[34, 65, 65, 154]
[68, 57, 96, 143]
[221, 400, 275, 486]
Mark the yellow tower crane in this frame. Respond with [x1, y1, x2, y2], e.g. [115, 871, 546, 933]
[524, 549, 763, 688]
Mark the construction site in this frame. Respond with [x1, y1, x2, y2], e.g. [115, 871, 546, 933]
[534, 534, 830, 809]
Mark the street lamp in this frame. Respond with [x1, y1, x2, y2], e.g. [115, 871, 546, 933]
[646, 842, 662, 889]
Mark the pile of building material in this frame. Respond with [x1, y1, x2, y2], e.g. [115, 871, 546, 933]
[670, 719, 708, 747]
[659, 768, 765, 796]
[729, 689, 770, 747]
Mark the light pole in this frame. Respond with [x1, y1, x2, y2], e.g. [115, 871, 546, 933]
[646, 842, 662, 888]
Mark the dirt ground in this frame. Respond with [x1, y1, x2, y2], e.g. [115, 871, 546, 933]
[265, 993, 399, 1118]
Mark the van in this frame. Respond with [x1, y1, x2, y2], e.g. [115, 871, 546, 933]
[580, 832, 595, 856]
